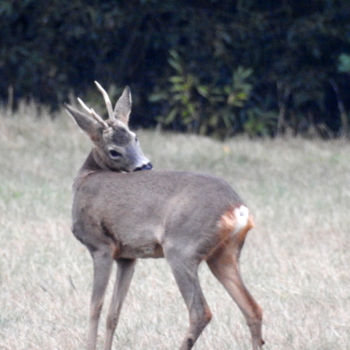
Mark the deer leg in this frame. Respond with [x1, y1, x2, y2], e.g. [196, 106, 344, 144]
[165, 251, 212, 350]
[207, 246, 264, 350]
[104, 258, 136, 350]
[87, 247, 113, 350]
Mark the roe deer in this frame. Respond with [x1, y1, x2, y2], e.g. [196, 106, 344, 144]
[65, 82, 264, 350]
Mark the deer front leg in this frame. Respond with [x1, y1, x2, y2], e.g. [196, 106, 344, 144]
[207, 245, 264, 350]
[87, 247, 113, 350]
[104, 258, 136, 350]
[165, 250, 212, 350]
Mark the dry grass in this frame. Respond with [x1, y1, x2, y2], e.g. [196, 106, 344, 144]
[0, 103, 349, 349]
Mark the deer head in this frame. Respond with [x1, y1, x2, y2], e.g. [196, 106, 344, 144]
[65, 82, 152, 172]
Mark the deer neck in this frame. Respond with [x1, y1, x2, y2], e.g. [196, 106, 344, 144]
[73, 149, 112, 191]
[80, 148, 111, 173]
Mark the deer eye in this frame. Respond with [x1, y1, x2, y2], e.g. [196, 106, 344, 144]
[108, 150, 122, 159]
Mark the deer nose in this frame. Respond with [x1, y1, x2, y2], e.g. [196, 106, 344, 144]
[134, 162, 153, 172]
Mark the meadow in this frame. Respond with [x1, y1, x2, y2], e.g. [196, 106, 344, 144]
[0, 103, 349, 349]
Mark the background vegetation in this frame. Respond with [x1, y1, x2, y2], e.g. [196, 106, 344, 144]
[2, 0, 350, 138]
[0, 105, 349, 349]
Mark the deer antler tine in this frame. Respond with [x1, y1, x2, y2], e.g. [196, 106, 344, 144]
[94, 81, 114, 120]
[77, 97, 92, 114]
[77, 97, 109, 128]
[90, 108, 110, 129]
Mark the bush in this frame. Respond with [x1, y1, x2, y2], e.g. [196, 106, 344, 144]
[1, 0, 350, 137]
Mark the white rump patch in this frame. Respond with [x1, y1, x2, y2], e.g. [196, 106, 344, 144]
[233, 205, 249, 233]
[154, 225, 165, 243]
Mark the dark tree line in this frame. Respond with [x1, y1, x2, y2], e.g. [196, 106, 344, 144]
[1, 0, 350, 138]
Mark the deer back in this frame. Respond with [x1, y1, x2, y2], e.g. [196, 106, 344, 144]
[72, 169, 243, 260]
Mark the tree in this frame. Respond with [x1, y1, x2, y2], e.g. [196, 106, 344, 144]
[1, 0, 350, 137]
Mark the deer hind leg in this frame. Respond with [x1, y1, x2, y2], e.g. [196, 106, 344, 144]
[165, 250, 212, 350]
[207, 243, 264, 350]
[87, 247, 113, 350]
[104, 258, 136, 350]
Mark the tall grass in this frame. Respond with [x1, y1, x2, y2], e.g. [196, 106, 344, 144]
[0, 103, 349, 349]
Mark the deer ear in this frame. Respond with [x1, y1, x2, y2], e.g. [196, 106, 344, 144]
[65, 104, 102, 142]
[114, 86, 132, 125]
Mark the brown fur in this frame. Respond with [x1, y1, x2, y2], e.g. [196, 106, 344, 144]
[66, 82, 264, 350]
[206, 205, 254, 260]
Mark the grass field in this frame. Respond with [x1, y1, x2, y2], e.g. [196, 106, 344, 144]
[0, 103, 349, 349]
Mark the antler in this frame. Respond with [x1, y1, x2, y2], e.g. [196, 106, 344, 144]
[94, 81, 115, 121]
[76, 81, 118, 127]
[77, 97, 109, 129]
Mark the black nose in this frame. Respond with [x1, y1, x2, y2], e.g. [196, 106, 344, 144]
[134, 162, 153, 171]
[143, 162, 153, 170]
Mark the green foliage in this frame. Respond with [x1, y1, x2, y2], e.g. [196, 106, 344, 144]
[150, 51, 253, 138]
[244, 108, 277, 137]
[1, 0, 350, 137]
[338, 54, 350, 73]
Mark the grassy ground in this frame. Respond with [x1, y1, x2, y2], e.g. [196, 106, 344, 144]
[0, 103, 349, 349]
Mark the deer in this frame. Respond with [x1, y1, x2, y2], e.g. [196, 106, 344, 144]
[65, 81, 264, 350]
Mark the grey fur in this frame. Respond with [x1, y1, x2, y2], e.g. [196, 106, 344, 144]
[66, 83, 264, 350]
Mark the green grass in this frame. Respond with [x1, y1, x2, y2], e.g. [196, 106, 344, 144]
[0, 103, 349, 349]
